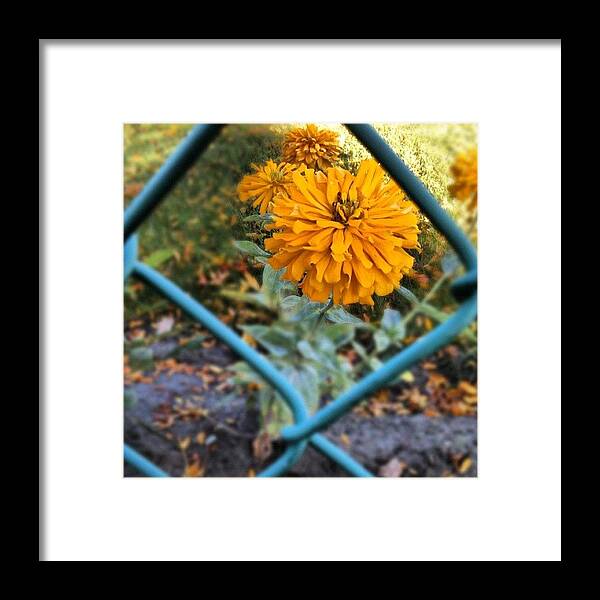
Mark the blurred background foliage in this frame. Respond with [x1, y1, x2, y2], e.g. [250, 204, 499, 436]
[124, 123, 477, 332]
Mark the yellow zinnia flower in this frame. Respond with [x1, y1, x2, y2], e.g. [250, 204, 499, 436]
[449, 148, 478, 210]
[282, 124, 341, 170]
[265, 160, 420, 306]
[237, 160, 296, 214]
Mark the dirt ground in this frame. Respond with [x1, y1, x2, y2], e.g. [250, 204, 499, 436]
[124, 335, 477, 477]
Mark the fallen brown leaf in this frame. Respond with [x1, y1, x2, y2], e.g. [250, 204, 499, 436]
[252, 432, 272, 463]
[458, 381, 477, 396]
[154, 315, 175, 335]
[183, 457, 205, 477]
[243, 271, 260, 291]
[378, 458, 406, 478]
[458, 457, 473, 474]
[339, 433, 351, 447]
[182, 240, 194, 263]
[401, 387, 428, 410]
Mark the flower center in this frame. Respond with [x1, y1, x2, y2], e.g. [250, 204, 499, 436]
[332, 191, 360, 224]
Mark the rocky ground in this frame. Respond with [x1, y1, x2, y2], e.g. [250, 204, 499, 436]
[124, 335, 477, 477]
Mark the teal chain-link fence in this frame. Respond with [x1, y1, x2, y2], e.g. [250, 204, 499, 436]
[124, 124, 477, 477]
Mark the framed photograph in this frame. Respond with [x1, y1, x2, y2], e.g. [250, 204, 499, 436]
[40, 39, 561, 561]
[123, 122, 479, 479]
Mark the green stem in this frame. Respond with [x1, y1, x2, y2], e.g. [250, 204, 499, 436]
[401, 272, 477, 343]
[403, 272, 450, 327]
[372, 295, 385, 321]
[314, 297, 333, 331]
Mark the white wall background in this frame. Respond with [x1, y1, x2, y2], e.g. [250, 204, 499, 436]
[41, 40, 561, 561]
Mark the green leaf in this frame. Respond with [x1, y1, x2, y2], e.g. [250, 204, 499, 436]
[352, 341, 369, 362]
[414, 302, 477, 343]
[325, 305, 367, 327]
[442, 250, 460, 275]
[221, 290, 273, 309]
[124, 388, 137, 409]
[129, 347, 154, 370]
[284, 365, 320, 414]
[243, 213, 273, 224]
[260, 265, 297, 307]
[329, 365, 355, 395]
[319, 324, 354, 348]
[280, 295, 309, 320]
[292, 300, 327, 323]
[400, 371, 415, 383]
[144, 248, 174, 268]
[382, 308, 402, 331]
[315, 332, 336, 354]
[263, 391, 293, 437]
[397, 286, 420, 305]
[231, 361, 266, 386]
[297, 338, 338, 371]
[351, 341, 383, 371]
[418, 302, 451, 323]
[380, 308, 406, 342]
[233, 240, 270, 258]
[369, 356, 383, 371]
[279, 281, 298, 295]
[262, 264, 283, 295]
[125, 284, 139, 300]
[374, 329, 391, 353]
[297, 339, 320, 361]
[280, 295, 306, 309]
[176, 334, 208, 352]
[241, 325, 297, 357]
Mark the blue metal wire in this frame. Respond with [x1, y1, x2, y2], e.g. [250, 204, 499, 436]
[123, 123, 478, 478]
[124, 444, 169, 477]
[124, 125, 223, 241]
[133, 261, 309, 424]
[344, 125, 478, 274]
[281, 295, 477, 443]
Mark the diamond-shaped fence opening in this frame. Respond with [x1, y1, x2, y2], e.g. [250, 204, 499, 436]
[124, 124, 478, 477]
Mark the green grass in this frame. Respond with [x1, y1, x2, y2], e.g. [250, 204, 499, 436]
[124, 123, 477, 323]
[124, 124, 284, 317]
